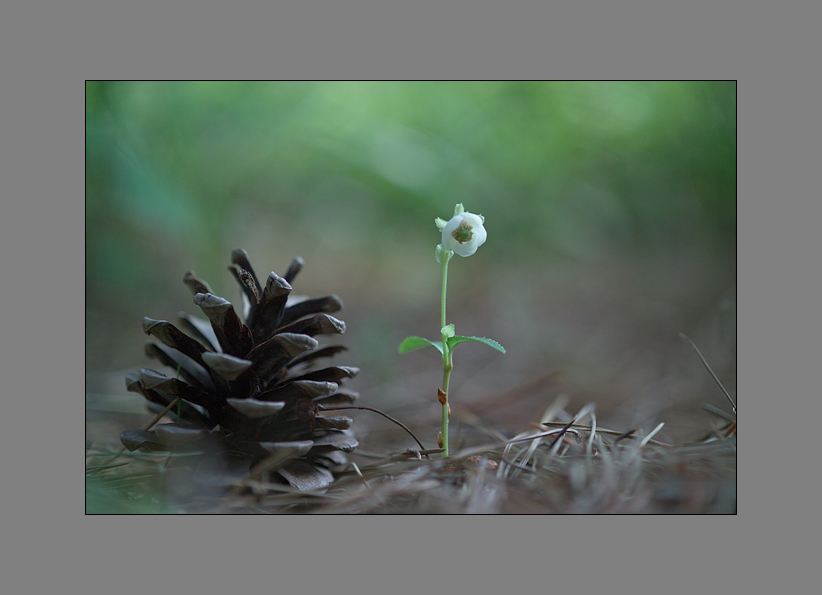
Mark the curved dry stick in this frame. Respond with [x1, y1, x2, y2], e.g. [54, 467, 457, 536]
[319, 405, 429, 458]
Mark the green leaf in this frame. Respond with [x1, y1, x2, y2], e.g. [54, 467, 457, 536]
[446, 335, 506, 354]
[441, 324, 455, 338]
[398, 336, 444, 356]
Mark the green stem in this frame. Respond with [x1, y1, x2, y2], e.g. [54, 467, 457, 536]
[440, 255, 451, 457]
[441, 353, 452, 457]
[441, 253, 449, 330]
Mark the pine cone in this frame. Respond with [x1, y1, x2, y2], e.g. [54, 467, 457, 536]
[121, 249, 359, 492]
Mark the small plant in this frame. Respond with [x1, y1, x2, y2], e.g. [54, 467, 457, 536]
[399, 204, 506, 457]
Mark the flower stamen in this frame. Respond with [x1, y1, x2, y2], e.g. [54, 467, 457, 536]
[452, 222, 474, 244]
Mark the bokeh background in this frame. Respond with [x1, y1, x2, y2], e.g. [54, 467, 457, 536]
[86, 81, 736, 451]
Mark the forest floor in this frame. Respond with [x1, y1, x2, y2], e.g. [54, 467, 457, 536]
[87, 250, 736, 514]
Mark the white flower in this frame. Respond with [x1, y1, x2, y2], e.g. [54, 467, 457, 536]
[438, 205, 487, 257]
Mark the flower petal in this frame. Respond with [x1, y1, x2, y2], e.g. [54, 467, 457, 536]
[441, 211, 487, 257]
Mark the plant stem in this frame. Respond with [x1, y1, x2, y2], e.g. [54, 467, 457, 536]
[441, 354, 452, 457]
[440, 255, 451, 457]
[441, 252, 449, 330]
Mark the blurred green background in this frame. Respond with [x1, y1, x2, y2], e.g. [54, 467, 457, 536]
[86, 81, 736, 445]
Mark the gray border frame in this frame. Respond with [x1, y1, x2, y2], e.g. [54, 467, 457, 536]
[8, 0, 806, 592]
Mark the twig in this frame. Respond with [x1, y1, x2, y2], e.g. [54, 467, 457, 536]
[319, 405, 429, 457]
[679, 332, 736, 414]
